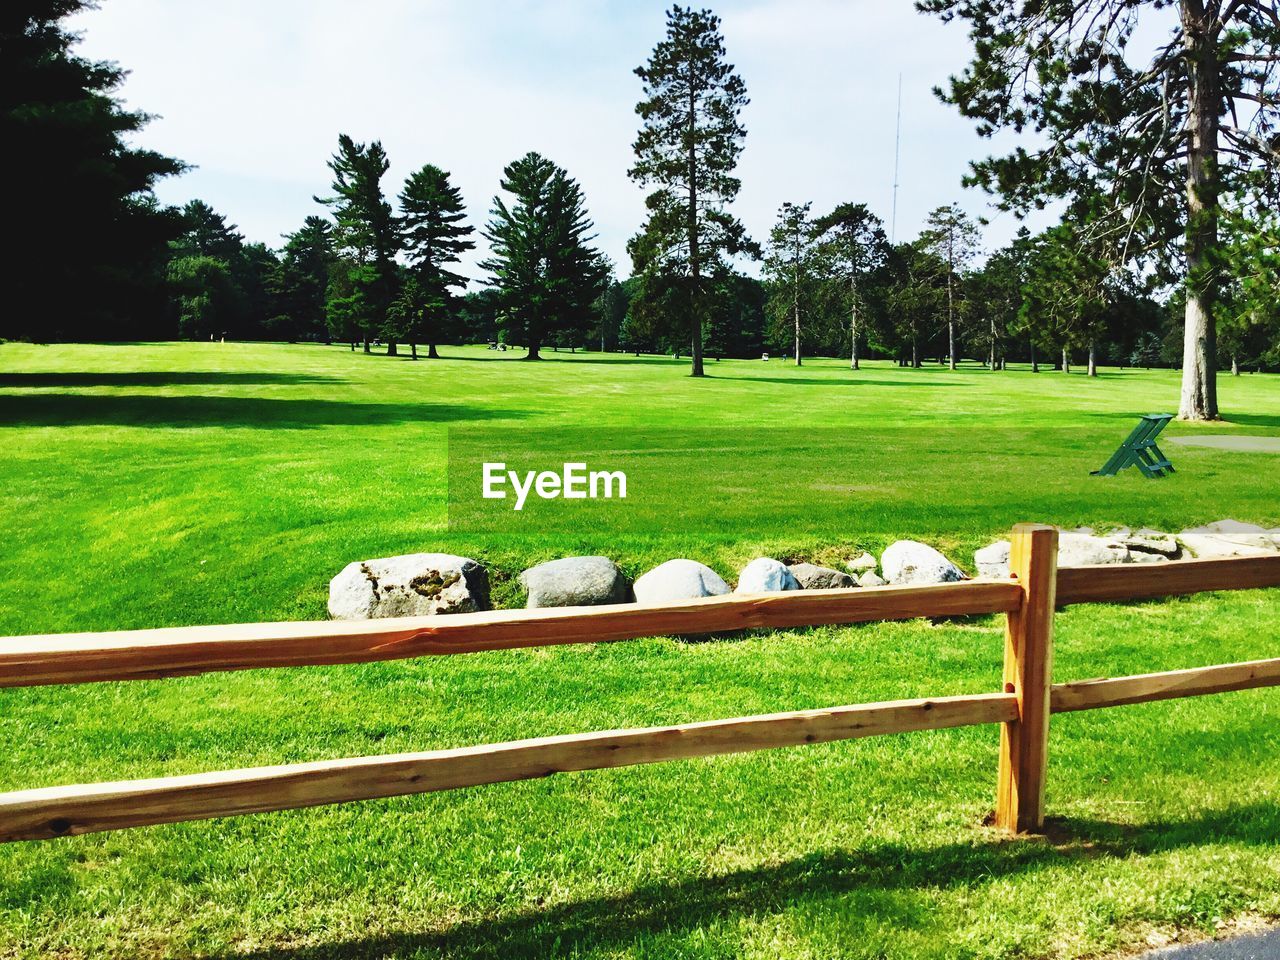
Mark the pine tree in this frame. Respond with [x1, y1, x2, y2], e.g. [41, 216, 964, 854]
[482, 153, 606, 359]
[813, 203, 888, 370]
[316, 135, 401, 354]
[273, 216, 335, 342]
[2, 0, 185, 340]
[397, 165, 475, 359]
[629, 5, 754, 377]
[763, 202, 818, 366]
[920, 204, 981, 369]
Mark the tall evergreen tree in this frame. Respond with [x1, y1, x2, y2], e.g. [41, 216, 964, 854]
[918, 0, 1280, 418]
[317, 134, 401, 354]
[763, 202, 818, 366]
[172, 200, 243, 260]
[2, 0, 185, 340]
[921, 204, 982, 369]
[397, 165, 475, 359]
[629, 5, 753, 377]
[273, 216, 335, 342]
[813, 203, 888, 370]
[482, 152, 606, 359]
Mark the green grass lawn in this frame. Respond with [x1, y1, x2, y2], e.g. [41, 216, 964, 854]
[1, 341, 1278, 959]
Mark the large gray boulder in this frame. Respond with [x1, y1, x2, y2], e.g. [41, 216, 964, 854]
[881, 540, 964, 585]
[788, 562, 856, 590]
[519, 556, 630, 609]
[329, 553, 489, 620]
[633, 559, 730, 604]
[737, 557, 801, 593]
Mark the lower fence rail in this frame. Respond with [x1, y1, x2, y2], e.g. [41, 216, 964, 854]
[0, 692, 1018, 842]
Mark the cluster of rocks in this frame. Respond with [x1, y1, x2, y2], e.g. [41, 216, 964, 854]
[326, 540, 962, 619]
[973, 519, 1280, 578]
[326, 520, 1280, 620]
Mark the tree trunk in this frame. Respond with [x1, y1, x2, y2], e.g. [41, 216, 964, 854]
[687, 85, 704, 378]
[1030, 341, 1038, 373]
[1177, 1, 1220, 420]
[1061, 346, 1070, 374]
[989, 317, 997, 370]
[1232, 355, 1239, 376]
[363, 336, 371, 354]
[526, 340, 541, 360]
[793, 289, 801, 367]
[387, 341, 397, 356]
[410, 342, 418, 360]
[911, 337, 919, 368]
[1087, 340, 1097, 377]
[947, 272, 957, 370]
[849, 281, 859, 370]
[428, 342, 439, 359]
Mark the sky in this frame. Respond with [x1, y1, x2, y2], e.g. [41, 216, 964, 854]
[70, 0, 1061, 283]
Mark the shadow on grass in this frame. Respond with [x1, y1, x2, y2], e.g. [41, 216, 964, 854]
[222, 801, 1280, 960]
[0, 372, 345, 388]
[0, 394, 526, 428]
[1221, 413, 1280, 429]
[708, 374, 951, 388]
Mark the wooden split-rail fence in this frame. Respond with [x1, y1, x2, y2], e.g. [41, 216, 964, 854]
[0, 524, 1278, 842]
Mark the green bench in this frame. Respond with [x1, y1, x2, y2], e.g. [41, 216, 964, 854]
[1092, 414, 1175, 477]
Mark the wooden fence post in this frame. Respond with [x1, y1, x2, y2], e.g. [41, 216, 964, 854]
[995, 523, 1059, 833]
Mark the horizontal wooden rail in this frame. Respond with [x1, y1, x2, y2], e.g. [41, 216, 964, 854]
[0, 692, 1018, 842]
[1051, 657, 1280, 713]
[1056, 553, 1280, 606]
[0, 580, 1022, 688]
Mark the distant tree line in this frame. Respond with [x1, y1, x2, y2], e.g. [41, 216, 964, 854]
[4, 1, 1278, 416]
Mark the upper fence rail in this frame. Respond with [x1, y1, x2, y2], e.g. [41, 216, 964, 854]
[1, 553, 1279, 689]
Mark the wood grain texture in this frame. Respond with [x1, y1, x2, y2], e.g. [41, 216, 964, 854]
[995, 524, 1058, 835]
[1051, 657, 1280, 713]
[1056, 554, 1280, 606]
[0, 581, 1022, 688]
[0, 692, 1018, 842]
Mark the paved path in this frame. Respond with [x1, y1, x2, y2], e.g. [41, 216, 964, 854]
[1168, 435, 1280, 453]
[1149, 929, 1280, 959]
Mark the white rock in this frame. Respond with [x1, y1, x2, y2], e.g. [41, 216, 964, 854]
[858, 571, 887, 587]
[844, 552, 878, 573]
[881, 540, 964, 585]
[737, 557, 801, 593]
[633, 559, 730, 604]
[974, 540, 1011, 578]
[1057, 532, 1130, 567]
[328, 553, 489, 620]
[1177, 534, 1277, 559]
[1183, 519, 1269, 535]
